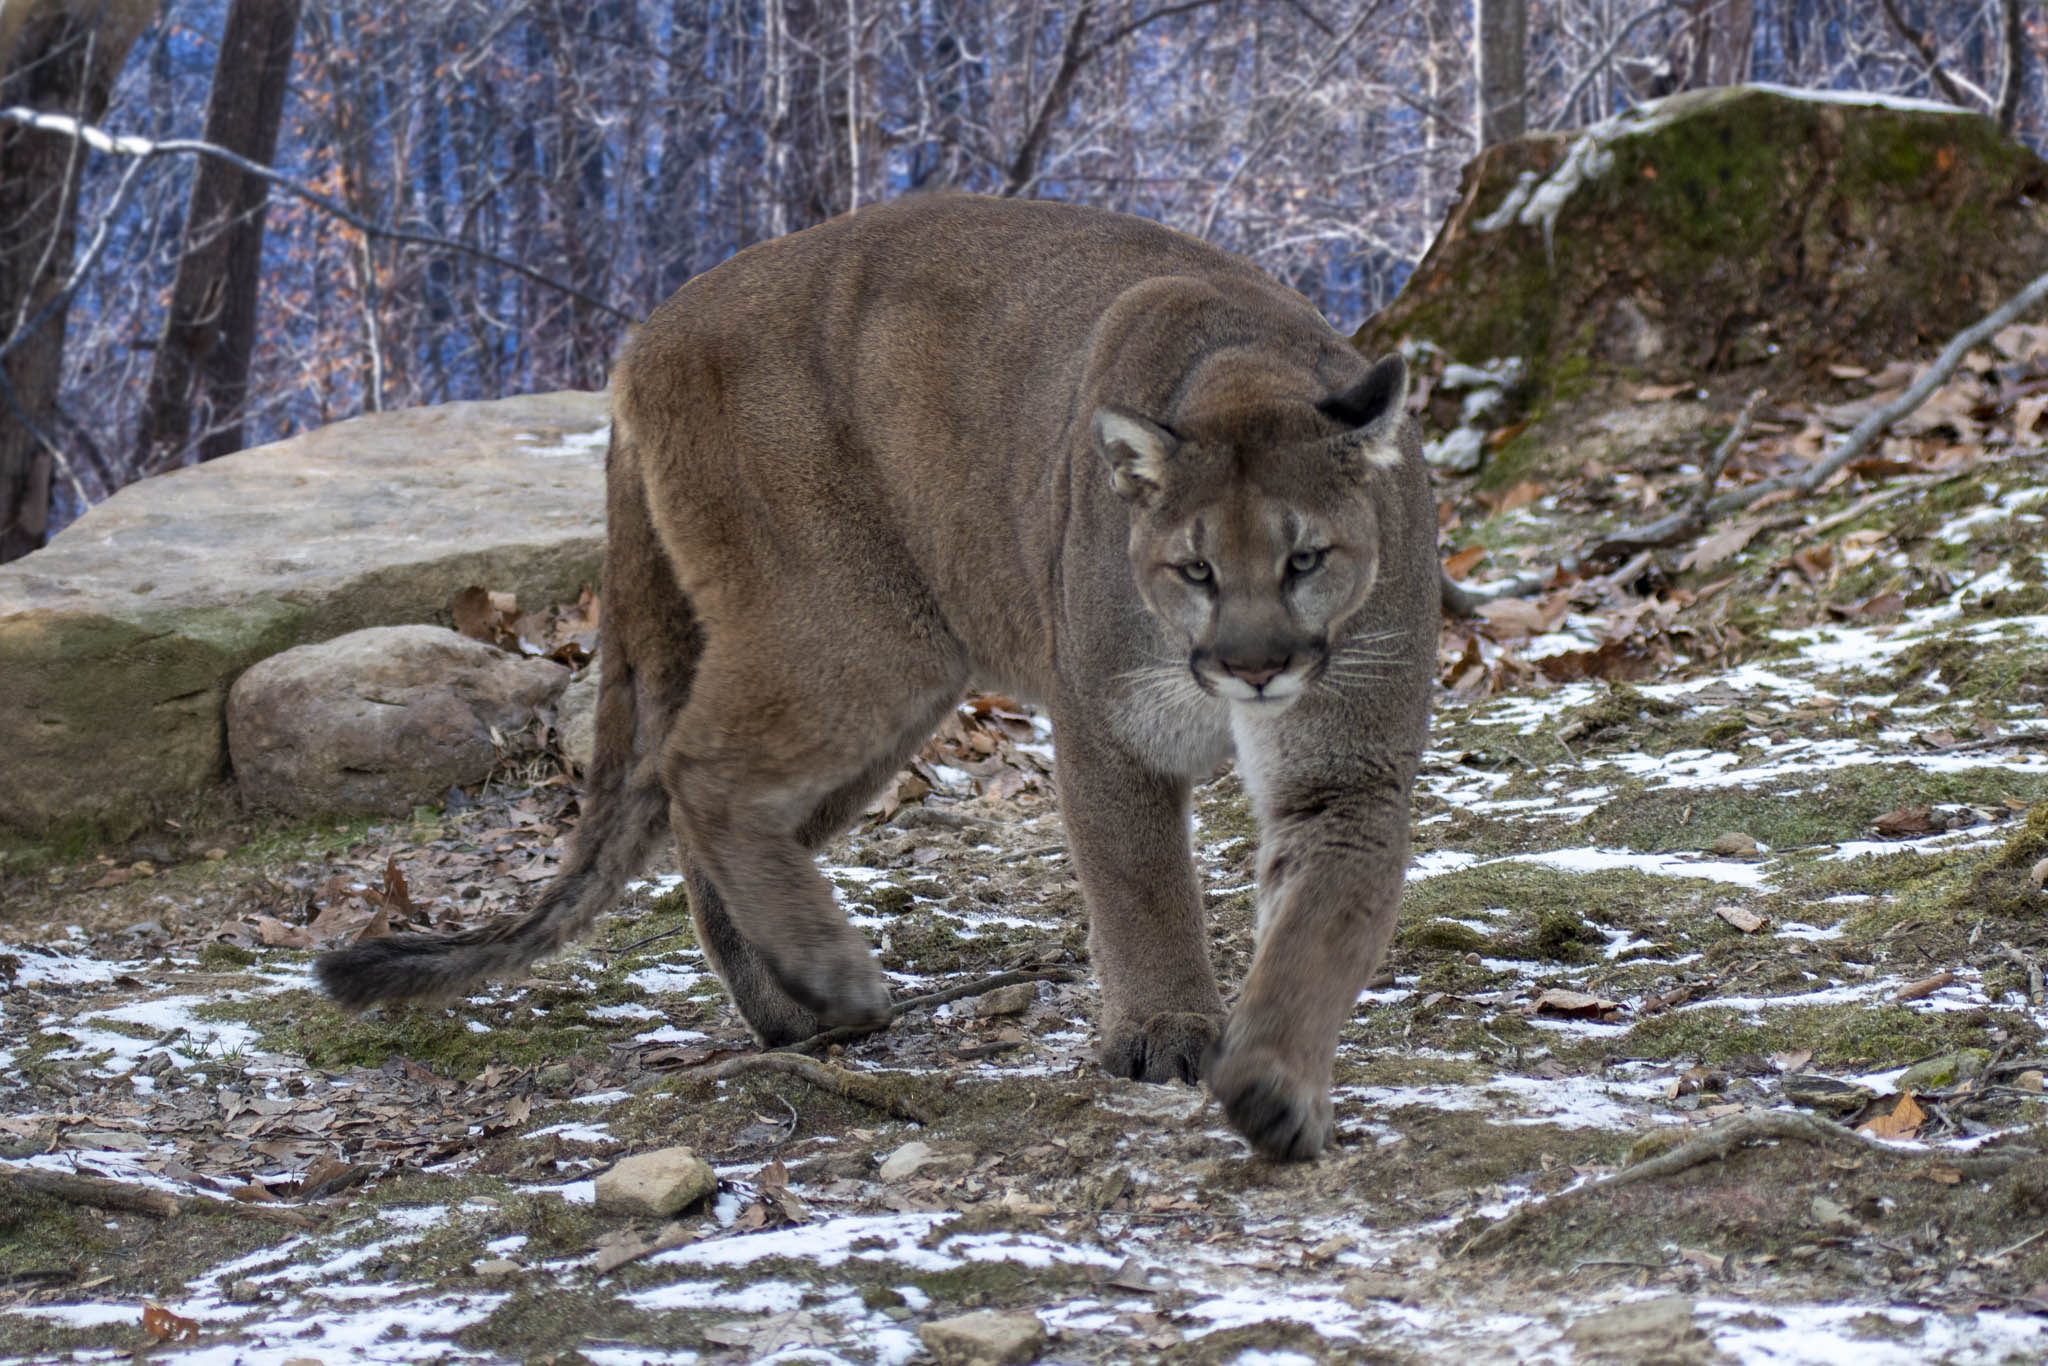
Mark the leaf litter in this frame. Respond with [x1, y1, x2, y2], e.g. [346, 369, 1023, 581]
[5, 355, 2048, 1362]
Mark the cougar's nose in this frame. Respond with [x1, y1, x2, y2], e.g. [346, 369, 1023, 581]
[1222, 658, 1286, 689]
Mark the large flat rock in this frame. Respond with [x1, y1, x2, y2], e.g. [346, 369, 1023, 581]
[0, 390, 610, 837]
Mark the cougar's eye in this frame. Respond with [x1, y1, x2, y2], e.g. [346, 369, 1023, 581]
[1287, 548, 1326, 576]
[1179, 560, 1212, 584]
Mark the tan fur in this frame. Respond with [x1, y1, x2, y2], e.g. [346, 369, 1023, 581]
[316, 195, 1437, 1161]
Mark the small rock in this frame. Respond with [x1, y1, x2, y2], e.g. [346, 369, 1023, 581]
[1708, 831, 1759, 857]
[1897, 1048, 1992, 1091]
[1781, 1073, 1874, 1115]
[1564, 1296, 1707, 1362]
[877, 1140, 933, 1182]
[227, 624, 569, 817]
[918, 1310, 1047, 1366]
[1809, 1194, 1861, 1234]
[1340, 1271, 1414, 1306]
[472, 1258, 522, 1277]
[594, 1146, 716, 1217]
[554, 660, 600, 772]
[2016, 1069, 2045, 1093]
[974, 982, 1038, 1018]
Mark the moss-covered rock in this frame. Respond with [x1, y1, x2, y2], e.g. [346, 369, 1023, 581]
[1358, 86, 2048, 413]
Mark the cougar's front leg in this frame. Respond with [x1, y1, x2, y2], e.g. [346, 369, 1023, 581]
[1210, 737, 1414, 1161]
[674, 848, 823, 1047]
[1054, 719, 1227, 1084]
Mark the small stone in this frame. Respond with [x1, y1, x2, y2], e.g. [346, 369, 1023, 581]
[974, 982, 1038, 1018]
[1781, 1073, 1874, 1115]
[225, 1278, 265, 1304]
[917, 1310, 1047, 1366]
[1809, 1195, 1861, 1234]
[2016, 1069, 2045, 1093]
[1340, 1272, 1414, 1306]
[1564, 1296, 1706, 1359]
[472, 1258, 522, 1277]
[594, 1146, 717, 1217]
[877, 1140, 933, 1182]
[1708, 831, 1759, 857]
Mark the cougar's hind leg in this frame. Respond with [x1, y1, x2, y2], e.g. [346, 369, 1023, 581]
[661, 631, 966, 1034]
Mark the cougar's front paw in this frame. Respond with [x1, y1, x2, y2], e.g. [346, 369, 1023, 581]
[1209, 1044, 1333, 1162]
[773, 946, 892, 1033]
[1097, 1011, 1223, 1085]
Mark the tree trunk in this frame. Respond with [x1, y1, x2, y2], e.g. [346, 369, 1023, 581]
[0, 0, 155, 562]
[134, 0, 298, 472]
[1473, 0, 1526, 149]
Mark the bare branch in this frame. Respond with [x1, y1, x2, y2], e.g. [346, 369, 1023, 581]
[0, 104, 635, 369]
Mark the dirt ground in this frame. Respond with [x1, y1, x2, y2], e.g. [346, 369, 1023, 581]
[5, 369, 2048, 1365]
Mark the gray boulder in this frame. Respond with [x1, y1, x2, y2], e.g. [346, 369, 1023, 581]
[228, 626, 568, 816]
[0, 390, 608, 836]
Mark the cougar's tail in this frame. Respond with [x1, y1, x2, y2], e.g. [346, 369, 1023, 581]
[316, 413, 688, 1008]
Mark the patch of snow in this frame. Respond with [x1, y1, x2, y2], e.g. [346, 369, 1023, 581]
[626, 1277, 809, 1313]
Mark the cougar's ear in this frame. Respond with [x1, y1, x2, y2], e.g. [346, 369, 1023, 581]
[1092, 406, 1179, 505]
[1318, 353, 1409, 449]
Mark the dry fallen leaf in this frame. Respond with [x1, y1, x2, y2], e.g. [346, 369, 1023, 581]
[1443, 545, 1487, 578]
[1859, 1091, 1926, 1141]
[1679, 517, 1771, 573]
[1873, 806, 1941, 838]
[1715, 905, 1766, 934]
[1526, 989, 1626, 1022]
[142, 1304, 200, 1343]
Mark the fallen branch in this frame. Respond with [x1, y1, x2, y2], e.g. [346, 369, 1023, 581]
[2000, 943, 2045, 1006]
[1591, 388, 1766, 558]
[1456, 1109, 2040, 1258]
[770, 966, 1078, 1056]
[3, 1162, 317, 1228]
[703, 1053, 934, 1125]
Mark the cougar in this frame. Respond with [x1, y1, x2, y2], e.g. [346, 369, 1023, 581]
[317, 195, 1436, 1161]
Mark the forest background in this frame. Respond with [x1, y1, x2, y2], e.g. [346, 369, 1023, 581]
[0, 0, 2039, 562]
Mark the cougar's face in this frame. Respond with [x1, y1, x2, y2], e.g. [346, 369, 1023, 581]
[1132, 481, 1381, 707]
[1092, 354, 1409, 711]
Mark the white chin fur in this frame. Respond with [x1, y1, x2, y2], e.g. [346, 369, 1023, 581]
[1212, 674, 1306, 705]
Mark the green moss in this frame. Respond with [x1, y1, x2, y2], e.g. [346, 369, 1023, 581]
[1618, 1001, 2011, 1069]
[199, 942, 259, 970]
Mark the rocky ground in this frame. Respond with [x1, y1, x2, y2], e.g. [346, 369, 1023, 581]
[4, 359, 2048, 1365]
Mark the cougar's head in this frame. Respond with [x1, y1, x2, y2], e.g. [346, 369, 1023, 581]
[1093, 353, 1409, 709]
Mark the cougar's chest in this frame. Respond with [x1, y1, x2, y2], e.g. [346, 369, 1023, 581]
[1103, 667, 1235, 777]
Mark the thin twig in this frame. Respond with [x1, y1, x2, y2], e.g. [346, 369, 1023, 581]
[1592, 388, 1765, 557]
[768, 966, 1080, 1057]
[703, 1053, 934, 1125]
[1999, 943, 2045, 1006]
[1456, 1109, 2040, 1258]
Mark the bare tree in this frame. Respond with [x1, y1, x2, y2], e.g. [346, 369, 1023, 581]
[1476, 0, 1528, 146]
[0, 0, 154, 561]
[134, 0, 300, 473]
